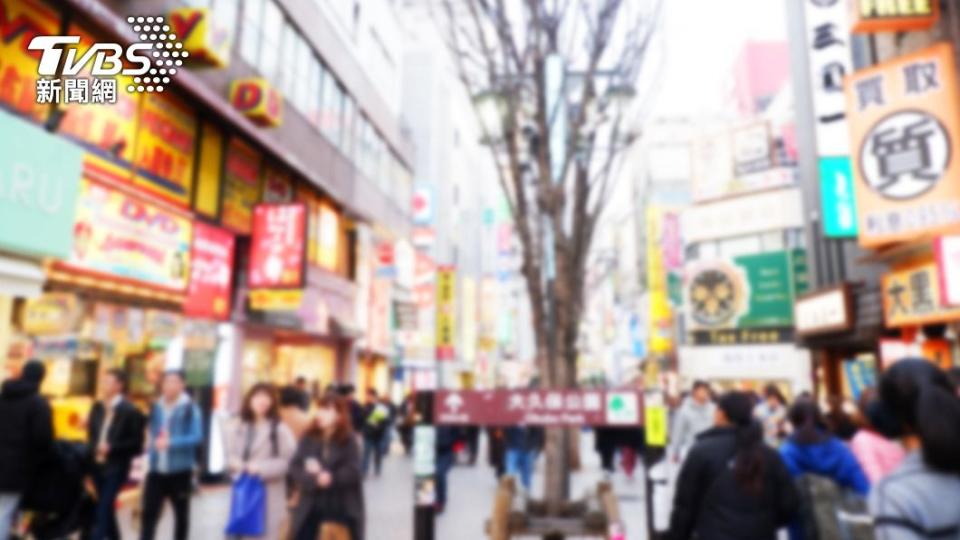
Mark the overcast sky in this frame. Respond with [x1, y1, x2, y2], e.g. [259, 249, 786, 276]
[641, 0, 789, 119]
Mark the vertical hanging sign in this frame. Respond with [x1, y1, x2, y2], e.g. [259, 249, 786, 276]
[435, 266, 456, 360]
[804, 0, 858, 238]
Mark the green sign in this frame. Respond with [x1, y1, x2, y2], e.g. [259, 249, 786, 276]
[0, 110, 83, 259]
[183, 349, 215, 386]
[687, 250, 805, 330]
[737, 251, 794, 327]
[819, 157, 858, 238]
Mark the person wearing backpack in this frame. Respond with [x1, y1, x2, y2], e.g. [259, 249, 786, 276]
[140, 370, 203, 540]
[779, 397, 869, 540]
[225, 383, 296, 539]
[869, 359, 960, 540]
[361, 388, 389, 477]
[667, 391, 799, 540]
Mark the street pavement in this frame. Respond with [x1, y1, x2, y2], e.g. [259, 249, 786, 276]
[119, 430, 649, 539]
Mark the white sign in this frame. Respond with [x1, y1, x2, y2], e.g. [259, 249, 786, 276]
[803, 0, 852, 155]
[936, 236, 960, 305]
[682, 187, 805, 243]
[732, 121, 774, 176]
[678, 345, 813, 394]
[411, 185, 433, 225]
[795, 287, 851, 335]
[605, 392, 640, 425]
[413, 426, 436, 475]
[692, 131, 735, 202]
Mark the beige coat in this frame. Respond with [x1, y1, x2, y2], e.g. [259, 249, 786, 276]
[224, 418, 296, 539]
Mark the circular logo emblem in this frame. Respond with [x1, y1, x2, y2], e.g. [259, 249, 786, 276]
[859, 110, 950, 200]
[689, 266, 741, 327]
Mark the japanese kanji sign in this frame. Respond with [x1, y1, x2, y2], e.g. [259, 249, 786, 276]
[248, 203, 306, 288]
[881, 261, 960, 327]
[184, 222, 235, 320]
[804, 0, 853, 156]
[846, 43, 960, 248]
[434, 389, 643, 426]
[435, 266, 456, 360]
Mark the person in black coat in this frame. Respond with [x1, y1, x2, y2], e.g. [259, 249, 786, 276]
[86, 369, 145, 540]
[0, 360, 54, 539]
[667, 391, 799, 540]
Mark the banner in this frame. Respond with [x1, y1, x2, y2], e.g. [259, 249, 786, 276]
[221, 138, 262, 233]
[184, 222, 235, 320]
[133, 92, 198, 206]
[846, 44, 960, 248]
[435, 266, 456, 360]
[0, 0, 60, 122]
[685, 250, 803, 331]
[248, 203, 306, 288]
[69, 178, 192, 290]
[646, 207, 675, 354]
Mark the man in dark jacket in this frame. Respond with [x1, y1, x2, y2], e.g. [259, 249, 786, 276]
[667, 396, 799, 540]
[87, 369, 145, 540]
[0, 360, 54, 539]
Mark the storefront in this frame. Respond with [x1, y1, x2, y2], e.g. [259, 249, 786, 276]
[0, 109, 84, 379]
[680, 248, 813, 396]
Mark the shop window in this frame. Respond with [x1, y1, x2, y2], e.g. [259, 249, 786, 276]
[307, 57, 323, 127]
[320, 73, 343, 148]
[342, 96, 356, 160]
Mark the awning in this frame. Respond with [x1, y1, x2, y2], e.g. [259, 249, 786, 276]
[0, 254, 45, 298]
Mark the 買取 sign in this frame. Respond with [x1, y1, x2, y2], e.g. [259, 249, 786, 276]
[0, 109, 83, 259]
[845, 43, 960, 248]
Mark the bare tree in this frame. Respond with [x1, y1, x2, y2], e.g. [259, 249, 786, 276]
[433, 0, 661, 511]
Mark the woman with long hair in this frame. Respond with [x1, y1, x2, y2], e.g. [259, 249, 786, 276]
[225, 383, 297, 539]
[870, 359, 960, 538]
[667, 391, 798, 540]
[754, 384, 789, 447]
[288, 395, 364, 540]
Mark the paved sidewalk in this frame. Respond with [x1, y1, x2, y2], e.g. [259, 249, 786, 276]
[119, 431, 649, 539]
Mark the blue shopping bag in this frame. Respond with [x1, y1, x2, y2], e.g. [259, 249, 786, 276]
[225, 473, 267, 536]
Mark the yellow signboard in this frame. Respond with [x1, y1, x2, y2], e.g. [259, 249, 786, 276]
[230, 78, 282, 127]
[645, 404, 668, 447]
[647, 207, 674, 354]
[58, 24, 141, 166]
[0, 0, 60, 122]
[435, 267, 456, 360]
[194, 122, 224, 218]
[881, 261, 960, 327]
[23, 293, 81, 335]
[169, 7, 231, 67]
[221, 138, 262, 234]
[133, 91, 198, 207]
[249, 289, 304, 311]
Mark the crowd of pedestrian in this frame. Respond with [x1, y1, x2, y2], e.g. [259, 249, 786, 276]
[663, 359, 960, 540]
[0, 360, 411, 540]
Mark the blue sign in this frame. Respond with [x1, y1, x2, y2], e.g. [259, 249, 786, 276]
[819, 157, 858, 238]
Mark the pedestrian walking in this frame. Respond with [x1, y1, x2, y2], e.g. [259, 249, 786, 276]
[224, 383, 296, 539]
[378, 394, 397, 459]
[434, 426, 458, 514]
[849, 387, 905, 484]
[289, 395, 364, 540]
[868, 359, 960, 539]
[279, 386, 313, 441]
[87, 369, 145, 540]
[486, 427, 507, 479]
[594, 426, 619, 474]
[779, 397, 869, 540]
[667, 391, 798, 540]
[140, 370, 203, 540]
[397, 394, 416, 455]
[293, 377, 311, 411]
[669, 381, 716, 463]
[754, 384, 789, 447]
[0, 360, 55, 540]
[361, 388, 389, 477]
[504, 425, 544, 491]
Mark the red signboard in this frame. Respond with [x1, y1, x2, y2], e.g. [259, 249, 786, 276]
[248, 203, 306, 288]
[434, 389, 643, 427]
[184, 222, 235, 320]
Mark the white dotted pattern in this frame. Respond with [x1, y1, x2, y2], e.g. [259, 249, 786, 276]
[125, 15, 183, 95]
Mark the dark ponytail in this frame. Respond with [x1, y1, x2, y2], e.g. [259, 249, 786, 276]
[718, 391, 765, 494]
[787, 398, 827, 445]
[878, 359, 960, 474]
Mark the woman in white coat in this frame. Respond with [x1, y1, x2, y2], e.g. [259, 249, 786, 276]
[226, 383, 297, 539]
